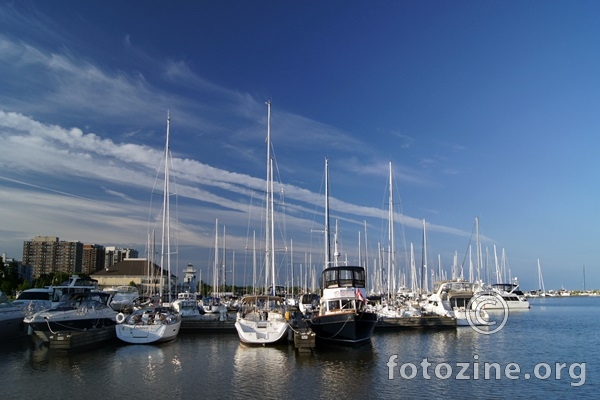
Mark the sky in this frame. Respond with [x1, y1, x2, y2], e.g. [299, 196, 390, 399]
[1, 0, 599, 292]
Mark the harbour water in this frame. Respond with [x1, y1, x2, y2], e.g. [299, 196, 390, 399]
[1, 297, 597, 399]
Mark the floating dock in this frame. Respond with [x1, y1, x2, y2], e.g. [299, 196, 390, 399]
[179, 316, 237, 332]
[48, 326, 116, 352]
[375, 315, 456, 330]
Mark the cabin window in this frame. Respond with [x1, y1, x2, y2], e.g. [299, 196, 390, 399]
[341, 299, 355, 310]
[353, 269, 366, 287]
[339, 269, 353, 287]
[324, 270, 338, 287]
[328, 300, 340, 311]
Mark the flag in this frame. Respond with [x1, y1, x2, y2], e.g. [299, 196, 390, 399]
[356, 288, 366, 303]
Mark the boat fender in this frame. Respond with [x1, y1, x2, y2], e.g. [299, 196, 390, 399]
[116, 313, 126, 323]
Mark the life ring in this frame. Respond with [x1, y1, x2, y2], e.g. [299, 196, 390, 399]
[116, 313, 126, 323]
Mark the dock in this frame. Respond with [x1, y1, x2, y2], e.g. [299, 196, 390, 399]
[375, 315, 456, 330]
[48, 326, 116, 352]
[288, 312, 316, 352]
[179, 315, 237, 332]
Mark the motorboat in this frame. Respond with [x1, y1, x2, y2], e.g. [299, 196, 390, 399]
[12, 287, 54, 317]
[298, 293, 320, 316]
[0, 291, 27, 340]
[307, 265, 378, 345]
[105, 285, 140, 312]
[423, 279, 489, 326]
[115, 304, 181, 344]
[171, 292, 203, 318]
[472, 281, 531, 310]
[24, 291, 118, 342]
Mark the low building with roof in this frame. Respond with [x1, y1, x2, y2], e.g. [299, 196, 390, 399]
[91, 258, 178, 299]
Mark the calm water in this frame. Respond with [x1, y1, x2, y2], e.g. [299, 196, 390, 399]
[1, 297, 598, 399]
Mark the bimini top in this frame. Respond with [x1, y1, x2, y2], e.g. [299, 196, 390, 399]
[321, 266, 366, 289]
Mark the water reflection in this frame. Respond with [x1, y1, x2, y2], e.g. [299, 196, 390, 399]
[232, 343, 293, 398]
[114, 344, 166, 384]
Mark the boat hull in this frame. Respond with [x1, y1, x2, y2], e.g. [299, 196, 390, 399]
[116, 320, 181, 344]
[308, 311, 377, 345]
[234, 316, 289, 345]
[0, 310, 27, 340]
[27, 317, 116, 342]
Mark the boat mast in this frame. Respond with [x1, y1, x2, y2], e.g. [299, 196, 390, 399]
[324, 158, 331, 268]
[476, 216, 482, 284]
[388, 161, 395, 301]
[421, 219, 428, 295]
[213, 219, 218, 297]
[160, 112, 171, 303]
[265, 101, 276, 296]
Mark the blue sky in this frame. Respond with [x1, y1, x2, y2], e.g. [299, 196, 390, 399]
[1, 1, 599, 292]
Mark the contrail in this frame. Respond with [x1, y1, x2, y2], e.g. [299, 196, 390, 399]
[0, 176, 99, 203]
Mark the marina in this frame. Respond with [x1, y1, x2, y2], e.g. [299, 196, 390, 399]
[0, 296, 596, 398]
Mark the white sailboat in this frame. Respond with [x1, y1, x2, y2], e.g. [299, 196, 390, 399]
[116, 113, 181, 344]
[377, 162, 421, 320]
[235, 101, 289, 345]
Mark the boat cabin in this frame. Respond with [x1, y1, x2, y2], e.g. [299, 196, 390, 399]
[321, 266, 366, 289]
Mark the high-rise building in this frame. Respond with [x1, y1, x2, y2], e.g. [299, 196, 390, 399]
[23, 236, 82, 278]
[104, 246, 139, 270]
[82, 244, 105, 275]
[23, 237, 137, 279]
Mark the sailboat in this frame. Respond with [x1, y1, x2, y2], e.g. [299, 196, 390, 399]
[470, 217, 530, 310]
[116, 113, 182, 344]
[376, 162, 421, 321]
[528, 258, 547, 298]
[306, 159, 378, 345]
[234, 101, 289, 345]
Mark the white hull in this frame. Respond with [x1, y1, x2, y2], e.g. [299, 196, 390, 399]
[234, 315, 288, 345]
[454, 309, 489, 326]
[472, 292, 531, 310]
[479, 300, 531, 310]
[116, 319, 181, 344]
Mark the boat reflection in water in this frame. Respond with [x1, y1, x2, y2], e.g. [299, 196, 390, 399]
[232, 341, 293, 398]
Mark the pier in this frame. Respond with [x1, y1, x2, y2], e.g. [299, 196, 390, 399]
[48, 326, 116, 352]
[375, 315, 456, 330]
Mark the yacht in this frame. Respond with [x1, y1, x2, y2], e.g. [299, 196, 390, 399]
[423, 279, 489, 326]
[235, 295, 289, 345]
[171, 292, 203, 318]
[12, 287, 53, 317]
[234, 102, 290, 346]
[0, 291, 27, 340]
[307, 265, 378, 345]
[105, 285, 140, 312]
[24, 291, 118, 342]
[115, 304, 181, 344]
[298, 293, 320, 317]
[472, 281, 531, 310]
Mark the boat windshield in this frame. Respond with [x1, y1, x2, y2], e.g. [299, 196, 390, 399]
[322, 266, 366, 288]
[16, 291, 52, 301]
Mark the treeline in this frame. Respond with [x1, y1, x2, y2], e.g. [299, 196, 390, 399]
[0, 260, 91, 298]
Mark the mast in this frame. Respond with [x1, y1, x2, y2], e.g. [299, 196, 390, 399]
[324, 158, 331, 268]
[265, 101, 276, 296]
[421, 219, 428, 294]
[476, 216, 482, 284]
[364, 220, 369, 291]
[213, 219, 218, 297]
[388, 161, 396, 300]
[160, 112, 171, 303]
